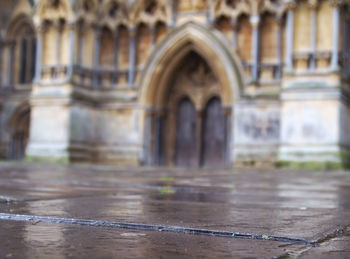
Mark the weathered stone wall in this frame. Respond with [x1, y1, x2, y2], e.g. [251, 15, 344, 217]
[70, 102, 142, 165]
[233, 100, 280, 166]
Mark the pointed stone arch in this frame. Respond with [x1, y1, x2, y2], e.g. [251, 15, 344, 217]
[35, 0, 72, 23]
[139, 22, 244, 108]
[130, 0, 171, 27]
[100, 0, 130, 28]
[139, 22, 243, 166]
[8, 102, 31, 160]
[6, 14, 37, 85]
[6, 14, 35, 39]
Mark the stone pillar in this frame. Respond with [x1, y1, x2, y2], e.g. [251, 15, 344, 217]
[250, 15, 260, 82]
[153, 113, 162, 165]
[93, 27, 101, 88]
[77, 25, 84, 66]
[67, 23, 75, 79]
[196, 110, 203, 167]
[285, 6, 295, 71]
[276, 19, 283, 79]
[9, 42, 15, 87]
[144, 111, 152, 165]
[56, 23, 62, 68]
[330, 2, 340, 71]
[113, 30, 119, 84]
[309, 1, 317, 70]
[150, 25, 156, 49]
[207, 0, 214, 25]
[0, 41, 3, 87]
[128, 27, 136, 87]
[231, 19, 238, 49]
[224, 107, 232, 167]
[34, 26, 43, 83]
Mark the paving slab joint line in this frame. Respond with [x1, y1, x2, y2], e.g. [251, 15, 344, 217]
[309, 224, 350, 246]
[0, 213, 310, 245]
[276, 225, 350, 259]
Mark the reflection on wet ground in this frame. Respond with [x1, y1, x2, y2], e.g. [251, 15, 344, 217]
[0, 162, 350, 258]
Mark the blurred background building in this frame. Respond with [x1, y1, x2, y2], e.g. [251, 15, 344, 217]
[0, 0, 350, 168]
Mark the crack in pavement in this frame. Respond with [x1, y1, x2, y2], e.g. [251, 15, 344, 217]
[276, 225, 350, 258]
[0, 212, 310, 245]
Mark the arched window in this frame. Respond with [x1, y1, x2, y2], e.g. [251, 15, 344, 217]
[260, 13, 278, 63]
[237, 15, 252, 62]
[155, 22, 167, 44]
[8, 105, 31, 160]
[294, 0, 311, 52]
[136, 23, 151, 66]
[237, 15, 252, 79]
[14, 23, 36, 85]
[117, 25, 129, 70]
[99, 27, 114, 68]
[215, 16, 232, 43]
[259, 12, 281, 81]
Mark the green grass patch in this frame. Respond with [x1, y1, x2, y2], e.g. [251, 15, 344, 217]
[275, 160, 344, 171]
[24, 156, 69, 165]
[158, 185, 176, 195]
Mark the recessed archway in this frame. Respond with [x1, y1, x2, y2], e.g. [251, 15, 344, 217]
[8, 104, 31, 160]
[139, 22, 244, 167]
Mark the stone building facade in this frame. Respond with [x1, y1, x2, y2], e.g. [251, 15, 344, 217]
[0, 0, 350, 168]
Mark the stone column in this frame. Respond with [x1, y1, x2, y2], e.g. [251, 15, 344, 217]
[309, 1, 318, 70]
[144, 111, 152, 165]
[56, 23, 62, 68]
[34, 26, 43, 83]
[0, 41, 3, 87]
[113, 30, 119, 84]
[231, 19, 238, 49]
[153, 113, 162, 165]
[223, 107, 232, 167]
[250, 15, 260, 82]
[196, 110, 203, 167]
[93, 27, 101, 88]
[330, 1, 341, 71]
[207, 0, 214, 25]
[285, 5, 295, 71]
[171, 2, 177, 27]
[77, 25, 84, 66]
[128, 27, 136, 87]
[150, 25, 156, 49]
[67, 23, 75, 80]
[276, 18, 283, 79]
[9, 42, 15, 87]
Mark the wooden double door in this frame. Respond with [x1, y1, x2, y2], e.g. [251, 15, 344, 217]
[175, 97, 228, 168]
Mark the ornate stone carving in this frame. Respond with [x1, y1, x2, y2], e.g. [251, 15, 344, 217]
[213, 0, 293, 21]
[37, 0, 70, 22]
[131, 0, 171, 27]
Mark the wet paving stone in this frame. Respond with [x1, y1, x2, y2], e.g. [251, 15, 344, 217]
[0, 162, 350, 257]
[0, 220, 304, 259]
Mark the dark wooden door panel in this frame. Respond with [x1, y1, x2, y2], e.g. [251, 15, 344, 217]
[175, 98, 198, 167]
[202, 97, 226, 167]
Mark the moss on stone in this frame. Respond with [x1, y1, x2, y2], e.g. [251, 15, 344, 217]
[24, 156, 69, 165]
[275, 160, 345, 171]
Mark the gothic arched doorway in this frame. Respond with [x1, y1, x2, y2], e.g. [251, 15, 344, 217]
[140, 23, 244, 168]
[150, 51, 229, 168]
[8, 105, 30, 160]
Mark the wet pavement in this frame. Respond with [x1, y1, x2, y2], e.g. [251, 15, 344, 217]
[0, 162, 350, 258]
